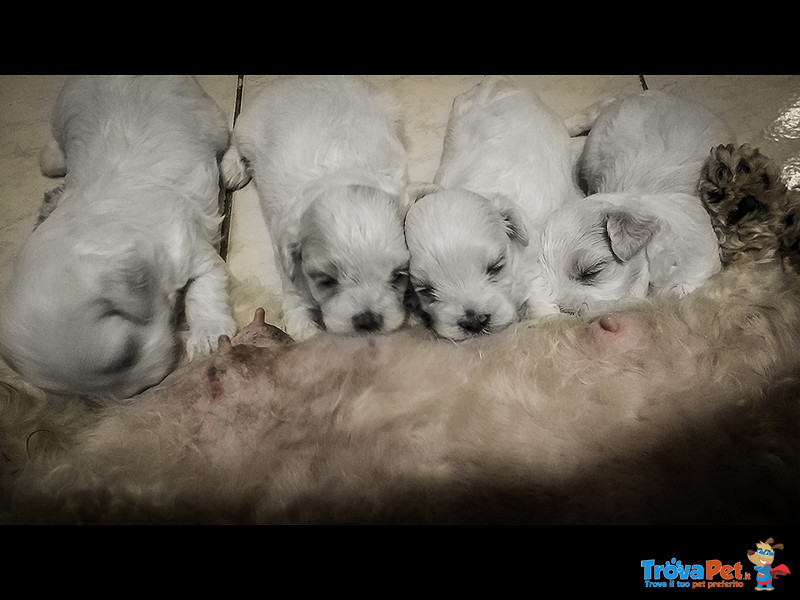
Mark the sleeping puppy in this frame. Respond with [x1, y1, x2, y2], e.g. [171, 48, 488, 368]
[539, 192, 721, 315]
[222, 76, 410, 341]
[0, 76, 237, 399]
[537, 90, 728, 315]
[578, 90, 730, 195]
[405, 76, 581, 340]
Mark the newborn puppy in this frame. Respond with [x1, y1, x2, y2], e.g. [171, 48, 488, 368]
[538, 90, 727, 315]
[578, 90, 730, 195]
[405, 188, 532, 340]
[405, 76, 580, 340]
[222, 76, 410, 341]
[0, 76, 237, 400]
[698, 143, 800, 269]
[539, 192, 721, 315]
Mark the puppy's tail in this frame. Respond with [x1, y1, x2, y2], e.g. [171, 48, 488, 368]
[220, 144, 252, 191]
[564, 96, 617, 137]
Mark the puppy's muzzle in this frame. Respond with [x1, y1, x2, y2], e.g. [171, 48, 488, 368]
[458, 310, 491, 335]
[352, 310, 384, 333]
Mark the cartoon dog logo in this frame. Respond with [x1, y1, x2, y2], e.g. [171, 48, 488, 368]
[747, 537, 791, 591]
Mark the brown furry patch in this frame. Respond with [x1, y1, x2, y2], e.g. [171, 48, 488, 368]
[699, 143, 800, 269]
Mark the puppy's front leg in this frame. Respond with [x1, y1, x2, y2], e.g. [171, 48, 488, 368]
[183, 250, 237, 359]
[521, 297, 561, 320]
[522, 271, 560, 320]
[281, 287, 323, 342]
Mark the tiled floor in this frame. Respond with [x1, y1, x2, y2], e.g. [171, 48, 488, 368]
[2, 74, 800, 396]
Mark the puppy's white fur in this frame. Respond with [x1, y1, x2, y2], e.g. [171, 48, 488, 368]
[405, 76, 581, 340]
[540, 192, 722, 315]
[222, 76, 410, 341]
[539, 90, 728, 314]
[0, 76, 237, 399]
[578, 90, 730, 195]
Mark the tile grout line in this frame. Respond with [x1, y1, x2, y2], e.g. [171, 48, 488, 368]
[218, 74, 245, 262]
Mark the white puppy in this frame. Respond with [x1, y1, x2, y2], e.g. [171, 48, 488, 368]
[0, 76, 237, 399]
[537, 90, 728, 315]
[404, 76, 580, 340]
[578, 90, 730, 195]
[222, 76, 410, 341]
[539, 192, 722, 315]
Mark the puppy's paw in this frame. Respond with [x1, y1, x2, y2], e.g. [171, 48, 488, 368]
[184, 314, 238, 359]
[39, 138, 67, 178]
[283, 306, 323, 342]
[220, 145, 252, 191]
[522, 298, 561, 320]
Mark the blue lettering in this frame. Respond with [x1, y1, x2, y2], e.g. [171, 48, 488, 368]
[641, 558, 705, 581]
[641, 559, 655, 579]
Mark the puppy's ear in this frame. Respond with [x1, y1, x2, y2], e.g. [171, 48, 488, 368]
[490, 194, 529, 247]
[85, 249, 156, 322]
[279, 241, 303, 283]
[605, 210, 659, 261]
[401, 182, 441, 211]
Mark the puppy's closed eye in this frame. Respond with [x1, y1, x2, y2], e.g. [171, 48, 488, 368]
[390, 264, 409, 289]
[572, 260, 609, 285]
[486, 256, 506, 279]
[309, 271, 339, 291]
[412, 278, 438, 303]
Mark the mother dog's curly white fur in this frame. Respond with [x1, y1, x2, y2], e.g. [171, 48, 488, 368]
[2, 262, 797, 524]
[405, 76, 581, 340]
[0, 76, 237, 400]
[222, 76, 411, 341]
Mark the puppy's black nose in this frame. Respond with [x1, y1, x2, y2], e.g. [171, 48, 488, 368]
[458, 310, 490, 334]
[352, 310, 384, 333]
